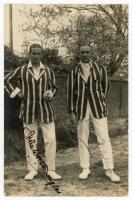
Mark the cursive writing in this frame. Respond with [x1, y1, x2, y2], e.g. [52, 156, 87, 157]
[23, 127, 61, 193]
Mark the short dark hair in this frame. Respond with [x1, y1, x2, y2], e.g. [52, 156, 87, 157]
[29, 43, 43, 54]
[80, 45, 91, 52]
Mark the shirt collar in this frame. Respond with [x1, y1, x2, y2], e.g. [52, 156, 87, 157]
[80, 60, 93, 71]
[80, 60, 92, 67]
[27, 61, 45, 70]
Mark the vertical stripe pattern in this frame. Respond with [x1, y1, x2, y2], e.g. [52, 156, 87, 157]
[32, 77, 35, 123]
[26, 70, 30, 123]
[4, 64, 56, 123]
[67, 62, 111, 119]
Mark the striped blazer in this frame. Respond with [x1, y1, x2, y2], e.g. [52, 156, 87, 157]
[67, 61, 111, 119]
[5, 62, 57, 124]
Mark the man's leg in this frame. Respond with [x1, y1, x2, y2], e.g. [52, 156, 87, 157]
[40, 121, 62, 180]
[77, 112, 91, 179]
[23, 122, 38, 180]
[91, 117, 114, 169]
[77, 120, 90, 169]
[91, 116, 120, 182]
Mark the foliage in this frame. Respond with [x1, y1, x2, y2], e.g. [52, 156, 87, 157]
[4, 45, 65, 73]
[4, 45, 20, 70]
[18, 5, 128, 77]
[19, 5, 65, 48]
[42, 48, 62, 65]
[59, 5, 128, 77]
[4, 45, 30, 71]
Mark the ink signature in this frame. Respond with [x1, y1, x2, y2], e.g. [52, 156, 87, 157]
[10, 127, 61, 194]
[70, 122, 92, 157]
[9, 124, 93, 194]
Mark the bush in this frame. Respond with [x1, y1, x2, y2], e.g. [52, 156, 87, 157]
[4, 45, 20, 70]
[4, 45, 30, 71]
[42, 48, 63, 65]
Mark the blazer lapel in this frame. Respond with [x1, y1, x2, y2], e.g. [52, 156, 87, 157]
[27, 68, 36, 80]
[77, 63, 86, 83]
[90, 62, 97, 81]
[78, 63, 93, 84]
[27, 67, 45, 81]
[38, 68, 45, 80]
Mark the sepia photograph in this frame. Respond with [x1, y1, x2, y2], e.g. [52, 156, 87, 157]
[3, 2, 128, 197]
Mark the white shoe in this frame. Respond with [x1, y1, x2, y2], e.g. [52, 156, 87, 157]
[79, 168, 91, 180]
[24, 171, 38, 181]
[106, 170, 121, 183]
[47, 171, 62, 180]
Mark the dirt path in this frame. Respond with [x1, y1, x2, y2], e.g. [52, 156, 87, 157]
[4, 134, 128, 196]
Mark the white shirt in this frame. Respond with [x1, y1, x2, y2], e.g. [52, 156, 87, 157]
[80, 62, 91, 83]
[32, 66, 41, 80]
[27, 61, 45, 81]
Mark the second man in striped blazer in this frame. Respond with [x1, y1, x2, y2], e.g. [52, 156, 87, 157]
[67, 45, 120, 183]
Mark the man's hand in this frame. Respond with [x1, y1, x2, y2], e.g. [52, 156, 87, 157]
[69, 112, 77, 123]
[43, 90, 54, 101]
[17, 91, 23, 98]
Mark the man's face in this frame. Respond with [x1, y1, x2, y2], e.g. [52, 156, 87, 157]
[30, 47, 42, 65]
[80, 46, 92, 63]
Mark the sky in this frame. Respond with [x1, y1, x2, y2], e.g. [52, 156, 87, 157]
[4, 4, 76, 56]
[4, 4, 92, 56]
[4, 4, 25, 54]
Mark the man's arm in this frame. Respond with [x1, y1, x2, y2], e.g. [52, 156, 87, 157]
[67, 70, 77, 122]
[67, 70, 75, 113]
[49, 69, 57, 97]
[44, 68, 57, 101]
[101, 66, 111, 97]
[4, 66, 22, 98]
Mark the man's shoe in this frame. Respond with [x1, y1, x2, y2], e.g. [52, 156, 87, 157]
[79, 168, 91, 180]
[47, 171, 62, 180]
[106, 170, 121, 183]
[24, 171, 38, 181]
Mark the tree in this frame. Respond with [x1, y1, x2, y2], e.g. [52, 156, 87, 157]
[19, 5, 65, 48]
[19, 5, 128, 76]
[59, 5, 128, 76]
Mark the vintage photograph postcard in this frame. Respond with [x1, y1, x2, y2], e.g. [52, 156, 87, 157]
[3, 2, 129, 197]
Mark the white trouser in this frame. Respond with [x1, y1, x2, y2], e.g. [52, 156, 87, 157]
[24, 121, 56, 172]
[77, 101, 114, 170]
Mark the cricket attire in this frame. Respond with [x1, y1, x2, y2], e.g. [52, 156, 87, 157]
[5, 62, 57, 173]
[67, 61, 114, 170]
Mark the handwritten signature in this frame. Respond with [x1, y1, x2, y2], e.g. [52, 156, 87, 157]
[23, 127, 61, 193]
[9, 123, 93, 194]
[10, 127, 61, 194]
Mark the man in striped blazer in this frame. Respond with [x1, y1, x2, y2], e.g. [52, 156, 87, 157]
[5, 43, 62, 180]
[67, 45, 120, 182]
